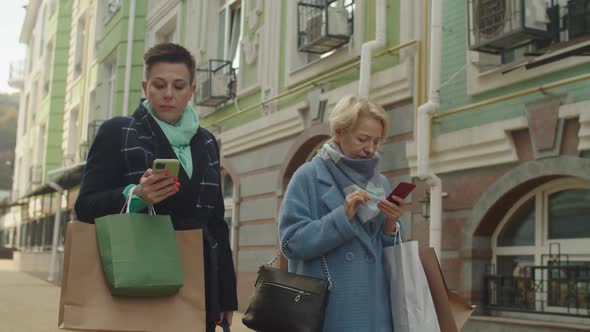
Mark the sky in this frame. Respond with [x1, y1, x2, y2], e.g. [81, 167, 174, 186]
[0, 2, 26, 94]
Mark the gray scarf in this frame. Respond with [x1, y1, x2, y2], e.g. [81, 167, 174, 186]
[317, 140, 386, 223]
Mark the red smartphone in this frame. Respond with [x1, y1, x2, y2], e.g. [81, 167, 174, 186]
[386, 182, 416, 204]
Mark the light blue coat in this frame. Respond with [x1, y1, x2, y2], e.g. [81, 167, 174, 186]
[278, 156, 398, 332]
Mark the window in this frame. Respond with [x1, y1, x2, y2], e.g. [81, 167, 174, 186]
[490, 178, 590, 316]
[39, 6, 46, 58]
[102, 55, 117, 119]
[497, 197, 535, 246]
[66, 109, 79, 165]
[218, 0, 242, 70]
[548, 189, 590, 239]
[221, 170, 236, 250]
[43, 42, 53, 96]
[74, 16, 86, 77]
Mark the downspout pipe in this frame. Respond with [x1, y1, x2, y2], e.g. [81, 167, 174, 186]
[122, 0, 137, 116]
[417, 0, 443, 257]
[358, 0, 386, 98]
[47, 180, 63, 282]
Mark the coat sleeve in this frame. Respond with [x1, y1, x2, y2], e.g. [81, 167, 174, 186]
[74, 119, 128, 223]
[278, 165, 357, 261]
[208, 138, 238, 311]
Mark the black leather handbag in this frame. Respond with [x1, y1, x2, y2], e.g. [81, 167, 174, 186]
[242, 244, 332, 332]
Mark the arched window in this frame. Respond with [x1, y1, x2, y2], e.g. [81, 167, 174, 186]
[491, 178, 590, 315]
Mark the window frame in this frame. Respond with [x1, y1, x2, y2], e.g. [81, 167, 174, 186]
[491, 177, 590, 315]
[221, 169, 236, 251]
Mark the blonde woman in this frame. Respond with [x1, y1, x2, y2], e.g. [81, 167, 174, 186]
[278, 96, 406, 331]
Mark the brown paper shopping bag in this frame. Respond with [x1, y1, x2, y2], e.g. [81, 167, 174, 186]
[58, 221, 206, 332]
[419, 248, 475, 332]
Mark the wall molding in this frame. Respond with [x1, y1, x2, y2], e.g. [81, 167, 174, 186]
[219, 109, 304, 157]
[559, 100, 590, 152]
[407, 117, 528, 175]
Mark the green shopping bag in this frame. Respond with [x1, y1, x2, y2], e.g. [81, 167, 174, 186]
[95, 195, 184, 297]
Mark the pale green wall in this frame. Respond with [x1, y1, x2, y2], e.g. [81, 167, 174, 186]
[438, 1, 590, 136]
[202, 0, 402, 130]
[44, 0, 73, 175]
[97, 0, 147, 116]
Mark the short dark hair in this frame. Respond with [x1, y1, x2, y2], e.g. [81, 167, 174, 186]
[143, 43, 196, 84]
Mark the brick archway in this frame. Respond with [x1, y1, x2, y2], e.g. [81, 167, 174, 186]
[277, 123, 331, 193]
[275, 123, 330, 270]
[460, 156, 590, 303]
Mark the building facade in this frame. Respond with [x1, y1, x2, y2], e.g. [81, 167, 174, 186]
[2, 0, 147, 280]
[4, 1, 588, 330]
[424, 0, 590, 330]
[184, 0, 426, 311]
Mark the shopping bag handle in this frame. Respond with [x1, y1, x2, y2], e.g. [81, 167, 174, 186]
[393, 221, 403, 245]
[120, 185, 156, 215]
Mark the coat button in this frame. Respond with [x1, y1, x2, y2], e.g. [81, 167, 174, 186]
[366, 256, 375, 263]
[345, 252, 354, 261]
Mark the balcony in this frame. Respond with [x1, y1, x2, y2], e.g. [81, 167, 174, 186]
[485, 261, 590, 318]
[8, 60, 24, 89]
[194, 60, 236, 107]
[297, 0, 354, 54]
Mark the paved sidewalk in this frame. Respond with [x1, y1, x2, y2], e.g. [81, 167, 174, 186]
[0, 259, 252, 332]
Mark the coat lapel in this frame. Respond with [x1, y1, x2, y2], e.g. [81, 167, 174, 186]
[189, 129, 208, 187]
[313, 158, 377, 256]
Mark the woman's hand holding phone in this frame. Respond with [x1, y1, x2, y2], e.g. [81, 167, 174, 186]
[134, 168, 180, 204]
[379, 182, 415, 234]
[378, 197, 405, 234]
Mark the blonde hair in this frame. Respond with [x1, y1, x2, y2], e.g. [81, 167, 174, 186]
[329, 95, 389, 138]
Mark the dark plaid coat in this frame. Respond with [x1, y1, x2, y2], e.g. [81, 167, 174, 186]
[75, 99, 237, 323]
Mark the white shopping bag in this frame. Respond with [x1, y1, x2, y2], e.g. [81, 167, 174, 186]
[383, 232, 441, 332]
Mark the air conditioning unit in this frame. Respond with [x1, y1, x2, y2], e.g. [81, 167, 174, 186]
[195, 59, 235, 107]
[298, 1, 352, 53]
[468, 0, 552, 54]
[304, 7, 348, 45]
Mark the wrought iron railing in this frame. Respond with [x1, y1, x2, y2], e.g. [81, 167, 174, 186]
[485, 263, 590, 317]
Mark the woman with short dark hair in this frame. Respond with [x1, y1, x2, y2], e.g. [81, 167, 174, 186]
[75, 43, 237, 331]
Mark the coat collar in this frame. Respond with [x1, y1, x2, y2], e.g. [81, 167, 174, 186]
[312, 157, 377, 256]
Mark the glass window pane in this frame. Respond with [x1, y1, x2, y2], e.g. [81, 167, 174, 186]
[497, 197, 535, 246]
[218, 8, 226, 58]
[497, 255, 535, 277]
[222, 173, 233, 198]
[548, 261, 590, 308]
[548, 189, 590, 239]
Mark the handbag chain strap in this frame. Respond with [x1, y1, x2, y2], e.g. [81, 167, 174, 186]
[267, 241, 333, 290]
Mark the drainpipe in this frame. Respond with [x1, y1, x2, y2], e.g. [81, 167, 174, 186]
[417, 0, 443, 257]
[122, 0, 137, 116]
[47, 180, 63, 282]
[358, 0, 386, 98]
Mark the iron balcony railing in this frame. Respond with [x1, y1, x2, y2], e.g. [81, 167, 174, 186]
[485, 263, 590, 318]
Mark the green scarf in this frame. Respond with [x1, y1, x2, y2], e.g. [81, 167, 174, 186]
[143, 99, 199, 178]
